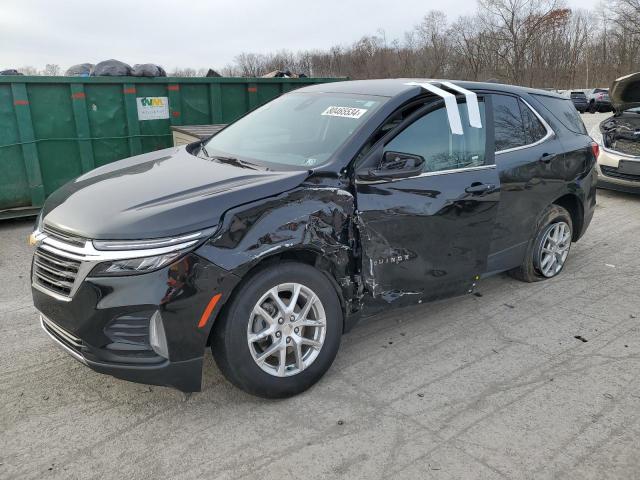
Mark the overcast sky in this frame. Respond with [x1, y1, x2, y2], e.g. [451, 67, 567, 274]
[1, 0, 602, 72]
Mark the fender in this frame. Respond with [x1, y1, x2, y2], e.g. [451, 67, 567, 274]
[194, 180, 363, 328]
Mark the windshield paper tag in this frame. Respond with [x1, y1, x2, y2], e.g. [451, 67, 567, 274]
[321, 106, 368, 119]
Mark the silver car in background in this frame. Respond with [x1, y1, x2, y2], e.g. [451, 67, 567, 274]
[593, 73, 640, 193]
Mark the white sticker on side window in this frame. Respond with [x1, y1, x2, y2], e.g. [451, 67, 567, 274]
[321, 106, 368, 119]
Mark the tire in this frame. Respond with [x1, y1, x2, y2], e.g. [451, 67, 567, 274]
[508, 204, 573, 283]
[211, 261, 343, 398]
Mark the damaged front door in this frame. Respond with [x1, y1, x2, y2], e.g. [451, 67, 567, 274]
[354, 97, 500, 308]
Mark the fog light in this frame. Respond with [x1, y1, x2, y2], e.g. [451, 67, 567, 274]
[149, 311, 169, 359]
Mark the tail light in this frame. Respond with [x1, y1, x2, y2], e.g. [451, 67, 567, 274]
[590, 141, 600, 159]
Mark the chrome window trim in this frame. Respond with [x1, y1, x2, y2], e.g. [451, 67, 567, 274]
[414, 164, 496, 178]
[357, 164, 496, 184]
[495, 98, 555, 155]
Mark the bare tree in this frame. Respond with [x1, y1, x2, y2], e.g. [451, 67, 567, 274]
[169, 67, 197, 77]
[18, 66, 39, 75]
[478, 0, 566, 84]
[613, 0, 640, 33]
[42, 64, 61, 76]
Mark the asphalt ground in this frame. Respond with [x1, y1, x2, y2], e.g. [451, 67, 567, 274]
[1, 113, 639, 480]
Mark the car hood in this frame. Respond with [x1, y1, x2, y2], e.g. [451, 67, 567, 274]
[609, 72, 640, 112]
[42, 146, 309, 239]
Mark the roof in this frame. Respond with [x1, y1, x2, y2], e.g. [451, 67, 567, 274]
[298, 78, 566, 99]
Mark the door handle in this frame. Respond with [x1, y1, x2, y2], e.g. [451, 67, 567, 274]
[465, 183, 496, 195]
[539, 153, 555, 164]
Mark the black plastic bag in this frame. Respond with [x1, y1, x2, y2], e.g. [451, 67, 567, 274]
[91, 59, 132, 76]
[131, 64, 167, 77]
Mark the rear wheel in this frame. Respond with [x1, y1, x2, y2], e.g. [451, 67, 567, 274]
[508, 204, 573, 282]
[211, 262, 342, 398]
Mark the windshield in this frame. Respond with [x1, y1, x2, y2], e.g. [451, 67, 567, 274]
[203, 92, 386, 168]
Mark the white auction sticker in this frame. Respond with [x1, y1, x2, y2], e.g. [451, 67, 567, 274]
[136, 96, 170, 120]
[321, 106, 368, 119]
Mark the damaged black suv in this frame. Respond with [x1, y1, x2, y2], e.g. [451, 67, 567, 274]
[31, 79, 597, 398]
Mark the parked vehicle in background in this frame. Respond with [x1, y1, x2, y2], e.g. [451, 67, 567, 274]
[569, 91, 588, 112]
[31, 79, 597, 398]
[595, 73, 640, 193]
[586, 88, 612, 113]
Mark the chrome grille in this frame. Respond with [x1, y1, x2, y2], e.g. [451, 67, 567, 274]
[33, 247, 81, 297]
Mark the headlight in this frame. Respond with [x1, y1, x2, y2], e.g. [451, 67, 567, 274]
[90, 251, 184, 276]
[88, 227, 217, 276]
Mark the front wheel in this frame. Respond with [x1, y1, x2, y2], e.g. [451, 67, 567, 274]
[508, 204, 573, 282]
[211, 262, 343, 398]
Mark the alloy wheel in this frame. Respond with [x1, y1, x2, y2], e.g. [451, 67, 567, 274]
[537, 221, 571, 277]
[247, 282, 326, 377]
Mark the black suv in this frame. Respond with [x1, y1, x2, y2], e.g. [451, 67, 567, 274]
[569, 91, 588, 113]
[31, 80, 597, 398]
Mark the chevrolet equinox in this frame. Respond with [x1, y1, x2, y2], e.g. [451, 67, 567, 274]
[31, 79, 597, 397]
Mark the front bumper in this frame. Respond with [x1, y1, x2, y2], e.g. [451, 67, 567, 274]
[596, 149, 640, 193]
[33, 253, 240, 392]
[39, 313, 203, 391]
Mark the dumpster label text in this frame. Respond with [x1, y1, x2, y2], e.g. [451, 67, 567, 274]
[321, 106, 368, 119]
[136, 97, 170, 120]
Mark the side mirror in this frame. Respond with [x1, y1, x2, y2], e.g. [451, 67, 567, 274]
[365, 151, 425, 180]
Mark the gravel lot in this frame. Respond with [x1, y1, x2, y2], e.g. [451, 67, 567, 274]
[2, 113, 639, 480]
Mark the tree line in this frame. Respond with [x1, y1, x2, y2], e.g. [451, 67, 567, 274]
[12, 0, 640, 89]
[224, 0, 640, 89]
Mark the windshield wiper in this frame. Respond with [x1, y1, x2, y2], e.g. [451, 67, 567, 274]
[199, 142, 211, 158]
[210, 155, 258, 170]
[197, 143, 257, 169]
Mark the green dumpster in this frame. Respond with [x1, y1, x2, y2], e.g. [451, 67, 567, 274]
[0, 76, 344, 219]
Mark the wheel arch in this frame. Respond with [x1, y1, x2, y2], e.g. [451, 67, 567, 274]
[552, 193, 584, 241]
[207, 247, 354, 346]
[196, 185, 361, 343]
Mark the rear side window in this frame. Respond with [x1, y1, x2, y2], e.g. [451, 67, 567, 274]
[531, 94, 587, 135]
[492, 94, 527, 151]
[519, 100, 547, 144]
